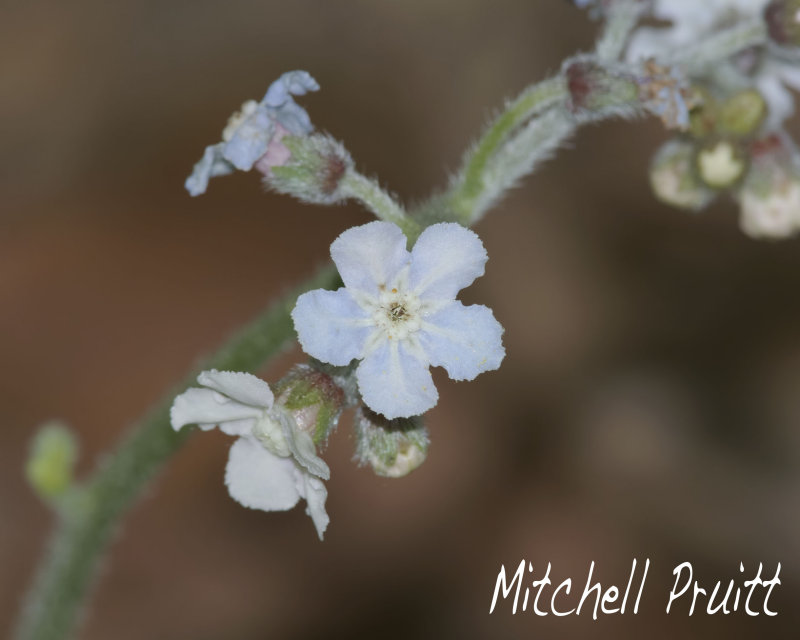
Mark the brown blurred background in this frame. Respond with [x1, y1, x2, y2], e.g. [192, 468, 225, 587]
[3, 0, 800, 638]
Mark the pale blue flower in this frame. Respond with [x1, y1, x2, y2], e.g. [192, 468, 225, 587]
[170, 369, 330, 539]
[185, 71, 319, 196]
[292, 221, 505, 419]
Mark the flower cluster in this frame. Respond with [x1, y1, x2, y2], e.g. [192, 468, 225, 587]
[175, 99, 507, 533]
[627, 0, 800, 131]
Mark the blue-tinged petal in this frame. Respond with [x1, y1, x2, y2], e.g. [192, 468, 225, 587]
[185, 144, 235, 196]
[262, 71, 320, 107]
[170, 388, 261, 435]
[292, 288, 371, 365]
[409, 223, 487, 301]
[418, 301, 505, 381]
[356, 339, 438, 419]
[197, 370, 274, 408]
[224, 436, 301, 511]
[296, 473, 329, 540]
[221, 106, 274, 171]
[262, 71, 319, 136]
[330, 222, 410, 296]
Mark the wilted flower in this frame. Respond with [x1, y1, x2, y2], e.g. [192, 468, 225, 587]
[291, 221, 505, 419]
[170, 369, 330, 539]
[185, 71, 319, 196]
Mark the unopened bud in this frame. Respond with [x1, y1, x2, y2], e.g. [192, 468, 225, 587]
[687, 86, 718, 139]
[764, 0, 800, 48]
[649, 140, 715, 211]
[695, 138, 748, 189]
[272, 364, 345, 445]
[355, 407, 429, 478]
[564, 57, 639, 120]
[26, 421, 78, 501]
[738, 138, 800, 239]
[718, 90, 768, 138]
[267, 133, 353, 205]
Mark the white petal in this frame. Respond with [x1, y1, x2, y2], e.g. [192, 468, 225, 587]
[185, 144, 234, 196]
[419, 301, 505, 381]
[274, 407, 330, 480]
[221, 106, 274, 171]
[170, 388, 261, 436]
[292, 288, 371, 365]
[408, 223, 487, 301]
[296, 472, 329, 540]
[196, 370, 274, 408]
[356, 339, 438, 419]
[330, 222, 410, 296]
[224, 436, 301, 512]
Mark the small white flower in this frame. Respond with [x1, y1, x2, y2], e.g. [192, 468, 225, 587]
[185, 71, 319, 196]
[291, 221, 505, 419]
[627, 0, 800, 129]
[170, 369, 330, 539]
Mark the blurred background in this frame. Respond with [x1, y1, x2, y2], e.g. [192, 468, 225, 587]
[3, 0, 800, 638]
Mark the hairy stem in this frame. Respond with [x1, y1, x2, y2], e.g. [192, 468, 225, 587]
[15, 265, 339, 640]
[448, 75, 568, 222]
[596, 0, 643, 62]
[340, 170, 421, 240]
[673, 19, 768, 73]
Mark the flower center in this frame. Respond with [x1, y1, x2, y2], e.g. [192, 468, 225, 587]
[371, 285, 422, 341]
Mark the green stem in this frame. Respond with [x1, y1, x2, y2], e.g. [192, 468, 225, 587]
[340, 170, 422, 241]
[448, 75, 568, 222]
[15, 264, 339, 640]
[673, 19, 768, 73]
[596, 0, 643, 62]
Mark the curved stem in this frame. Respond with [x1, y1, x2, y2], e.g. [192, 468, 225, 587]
[15, 265, 339, 640]
[340, 170, 422, 241]
[448, 75, 568, 222]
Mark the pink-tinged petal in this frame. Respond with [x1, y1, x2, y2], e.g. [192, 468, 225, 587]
[356, 339, 438, 419]
[292, 288, 371, 365]
[170, 388, 261, 435]
[330, 222, 410, 296]
[296, 473, 329, 540]
[224, 436, 301, 512]
[409, 223, 487, 301]
[196, 370, 274, 408]
[419, 301, 505, 381]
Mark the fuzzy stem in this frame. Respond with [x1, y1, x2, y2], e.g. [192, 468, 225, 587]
[14, 264, 339, 640]
[596, 0, 643, 62]
[448, 75, 568, 222]
[673, 19, 768, 73]
[339, 170, 421, 240]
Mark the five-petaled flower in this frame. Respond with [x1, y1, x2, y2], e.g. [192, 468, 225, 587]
[185, 70, 319, 196]
[291, 221, 505, 419]
[170, 369, 330, 539]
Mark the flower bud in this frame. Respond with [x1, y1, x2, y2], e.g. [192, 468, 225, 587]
[354, 407, 429, 478]
[563, 57, 639, 120]
[272, 365, 345, 445]
[686, 86, 718, 139]
[26, 421, 78, 501]
[695, 138, 749, 189]
[764, 0, 800, 48]
[718, 90, 768, 138]
[738, 137, 800, 239]
[649, 140, 715, 211]
[266, 133, 353, 205]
